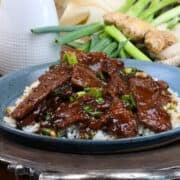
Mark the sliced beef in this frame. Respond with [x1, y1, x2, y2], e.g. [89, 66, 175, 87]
[129, 76, 171, 132]
[61, 46, 124, 73]
[71, 65, 101, 88]
[107, 97, 138, 138]
[106, 73, 129, 96]
[11, 66, 72, 120]
[53, 101, 87, 129]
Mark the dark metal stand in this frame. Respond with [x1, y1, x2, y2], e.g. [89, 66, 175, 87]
[0, 133, 180, 179]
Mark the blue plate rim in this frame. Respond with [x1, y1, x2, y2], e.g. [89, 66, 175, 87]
[0, 59, 180, 152]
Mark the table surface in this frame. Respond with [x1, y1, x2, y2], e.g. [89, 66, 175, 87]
[0, 132, 180, 179]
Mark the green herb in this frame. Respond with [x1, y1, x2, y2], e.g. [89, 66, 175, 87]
[121, 94, 136, 110]
[55, 23, 104, 44]
[31, 24, 96, 33]
[42, 128, 51, 136]
[53, 87, 62, 96]
[57, 130, 66, 137]
[69, 96, 75, 103]
[45, 114, 52, 121]
[76, 91, 86, 98]
[97, 72, 106, 81]
[123, 67, 137, 75]
[83, 105, 102, 117]
[84, 87, 102, 98]
[96, 97, 105, 104]
[63, 52, 78, 65]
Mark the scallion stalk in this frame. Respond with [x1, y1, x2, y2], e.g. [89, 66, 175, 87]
[55, 23, 104, 44]
[104, 26, 151, 61]
[31, 24, 96, 33]
[152, 6, 180, 26]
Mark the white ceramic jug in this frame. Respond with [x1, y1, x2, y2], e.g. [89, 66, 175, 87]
[0, 0, 59, 74]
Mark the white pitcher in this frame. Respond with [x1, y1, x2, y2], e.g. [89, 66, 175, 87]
[0, 0, 59, 74]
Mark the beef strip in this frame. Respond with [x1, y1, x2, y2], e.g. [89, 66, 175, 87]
[11, 66, 72, 120]
[129, 76, 171, 132]
[107, 97, 138, 138]
[106, 73, 129, 96]
[71, 64, 101, 88]
[61, 46, 124, 73]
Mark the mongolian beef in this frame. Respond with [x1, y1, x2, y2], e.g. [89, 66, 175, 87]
[4, 47, 180, 139]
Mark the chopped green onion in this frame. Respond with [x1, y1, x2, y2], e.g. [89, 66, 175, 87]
[105, 26, 151, 61]
[45, 114, 52, 121]
[97, 72, 106, 81]
[83, 105, 102, 117]
[121, 95, 136, 110]
[55, 23, 104, 44]
[69, 96, 75, 103]
[53, 87, 62, 96]
[63, 52, 78, 65]
[42, 128, 51, 136]
[123, 67, 137, 75]
[96, 97, 105, 104]
[76, 91, 86, 98]
[57, 130, 66, 137]
[84, 87, 102, 98]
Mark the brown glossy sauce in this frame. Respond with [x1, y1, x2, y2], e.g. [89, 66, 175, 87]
[10, 47, 172, 138]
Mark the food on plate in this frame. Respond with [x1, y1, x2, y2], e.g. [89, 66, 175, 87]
[3, 48, 180, 140]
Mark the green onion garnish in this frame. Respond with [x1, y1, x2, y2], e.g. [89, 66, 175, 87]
[83, 105, 102, 117]
[121, 94, 136, 110]
[63, 52, 78, 65]
[84, 87, 102, 98]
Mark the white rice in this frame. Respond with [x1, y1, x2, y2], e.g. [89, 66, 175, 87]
[2, 81, 180, 140]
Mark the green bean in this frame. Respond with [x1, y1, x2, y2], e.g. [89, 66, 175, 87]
[55, 23, 104, 44]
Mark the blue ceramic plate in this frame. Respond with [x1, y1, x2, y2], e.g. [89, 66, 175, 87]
[0, 60, 180, 154]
